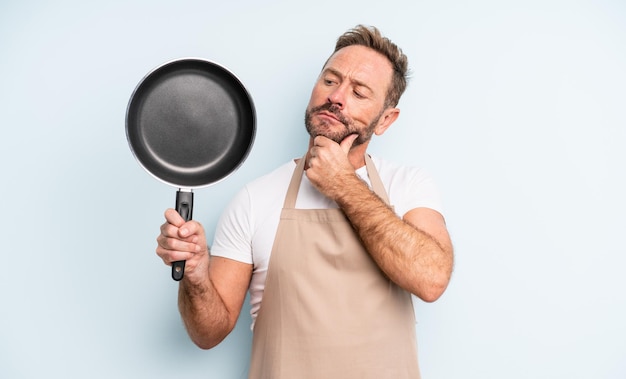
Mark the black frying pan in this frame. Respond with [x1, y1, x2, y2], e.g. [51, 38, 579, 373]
[126, 58, 255, 281]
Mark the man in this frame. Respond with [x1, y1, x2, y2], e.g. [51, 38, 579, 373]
[156, 25, 454, 378]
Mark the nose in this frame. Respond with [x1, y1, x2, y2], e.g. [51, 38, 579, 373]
[327, 85, 347, 109]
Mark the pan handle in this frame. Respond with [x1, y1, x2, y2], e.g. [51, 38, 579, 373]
[173, 190, 194, 281]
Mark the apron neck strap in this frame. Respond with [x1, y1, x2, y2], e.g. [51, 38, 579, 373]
[364, 154, 390, 205]
[283, 156, 307, 209]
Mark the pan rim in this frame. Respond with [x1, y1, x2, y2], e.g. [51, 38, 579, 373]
[125, 57, 256, 189]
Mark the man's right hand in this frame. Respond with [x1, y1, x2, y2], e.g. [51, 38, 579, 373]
[156, 208, 210, 283]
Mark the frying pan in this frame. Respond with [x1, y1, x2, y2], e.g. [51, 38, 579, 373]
[126, 58, 255, 281]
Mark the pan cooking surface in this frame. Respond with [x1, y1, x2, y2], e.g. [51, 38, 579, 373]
[126, 59, 255, 188]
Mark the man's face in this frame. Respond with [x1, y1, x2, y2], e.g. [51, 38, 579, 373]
[305, 45, 393, 146]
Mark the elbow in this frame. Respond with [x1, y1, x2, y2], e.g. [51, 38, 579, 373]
[193, 339, 220, 350]
[417, 284, 447, 303]
[412, 272, 452, 303]
[186, 321, 234, 350]
[418, 251, 454, 303]
[190, 333, 228, 350]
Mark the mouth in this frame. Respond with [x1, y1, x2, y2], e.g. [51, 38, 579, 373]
[314, 104, 350, 126]
[317, 111, 342, 124]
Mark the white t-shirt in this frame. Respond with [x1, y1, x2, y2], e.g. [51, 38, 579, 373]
[210, 156, 444, 328]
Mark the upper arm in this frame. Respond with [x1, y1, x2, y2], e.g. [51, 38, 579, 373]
[403, 207, 453, 256]
[208, 256, 252, 329]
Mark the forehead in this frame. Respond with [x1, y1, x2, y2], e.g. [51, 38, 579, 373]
[323, 45, 393, 92]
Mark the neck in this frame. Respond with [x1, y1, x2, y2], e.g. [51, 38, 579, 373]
[348, 145, 367, 169]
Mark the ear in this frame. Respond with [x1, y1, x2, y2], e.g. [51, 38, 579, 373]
[374, 107, 400, 136]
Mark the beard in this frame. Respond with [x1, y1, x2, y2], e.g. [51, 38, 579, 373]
[304, 103, 382, 146]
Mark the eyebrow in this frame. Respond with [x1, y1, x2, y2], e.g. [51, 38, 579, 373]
[324, 67, 374, 94]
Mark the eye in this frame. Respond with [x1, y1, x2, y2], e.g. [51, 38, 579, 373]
[353, 89, 366, 99]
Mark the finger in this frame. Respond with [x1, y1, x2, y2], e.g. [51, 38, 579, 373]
[164, 208, 185, 227]
[164, 208, 203, 240]
[158, 235, 202, 253]
[155, 245, 195, 266]
[159, 221, 181, 239]
[178, 220, 202, 240]
[313, 135, 336, 147]
[340, 133, 358, 154]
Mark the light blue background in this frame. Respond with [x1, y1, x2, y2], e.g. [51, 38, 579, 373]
[1, 0, 625, 378]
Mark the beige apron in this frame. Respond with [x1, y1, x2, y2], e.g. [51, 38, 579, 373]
[249, 155, 420, 379]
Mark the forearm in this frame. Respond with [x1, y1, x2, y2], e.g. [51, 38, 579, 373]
[335, 174, 453, 301]
[178, 274, 232, 349]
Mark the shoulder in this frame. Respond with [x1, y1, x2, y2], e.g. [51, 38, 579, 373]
[231, 159, 297, 215]
[369, 155, 444, 217]
[246, 160, 295, 190]
[241, 160, 295, 203]
[369, 155, 436, 185]
[217, 159, 296, 216]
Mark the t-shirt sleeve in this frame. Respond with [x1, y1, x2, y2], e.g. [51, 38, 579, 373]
[210, 186, 254, 264]
[393, 167, 445, 219]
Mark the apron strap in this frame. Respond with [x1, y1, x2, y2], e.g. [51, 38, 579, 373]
[364, 154, 390, 205]
[283, 156, 307, 209]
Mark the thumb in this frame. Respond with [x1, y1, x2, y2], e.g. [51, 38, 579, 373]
[340, 134, 358, 154]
